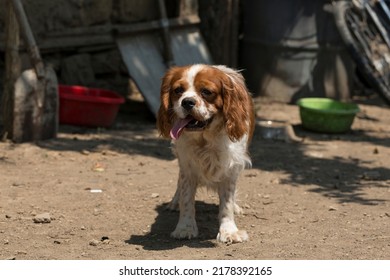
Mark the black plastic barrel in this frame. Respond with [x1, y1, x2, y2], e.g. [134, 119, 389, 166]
[239, 0, 354, 103]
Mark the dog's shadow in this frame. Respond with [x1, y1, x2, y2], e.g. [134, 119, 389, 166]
[126, 202, 219, 250]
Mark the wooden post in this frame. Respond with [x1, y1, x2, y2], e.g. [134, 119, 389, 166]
[1, 0, 21, 139]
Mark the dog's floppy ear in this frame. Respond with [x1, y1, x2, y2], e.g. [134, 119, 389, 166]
[157, 67, 179, 138]
[217, 66, 254, 142]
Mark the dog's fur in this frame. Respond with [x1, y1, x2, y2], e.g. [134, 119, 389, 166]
[157, 64, 254, 243]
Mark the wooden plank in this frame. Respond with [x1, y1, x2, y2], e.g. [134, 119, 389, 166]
[0, 15, 201, 53]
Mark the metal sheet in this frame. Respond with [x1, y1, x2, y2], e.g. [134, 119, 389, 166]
[116, 27, 212, 117]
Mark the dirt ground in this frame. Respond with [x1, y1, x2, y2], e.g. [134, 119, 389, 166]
[0, 97, 389, 260]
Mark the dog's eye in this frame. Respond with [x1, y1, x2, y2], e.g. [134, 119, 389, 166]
[174, 86, 184, 95]
[201, 88, 212, 97]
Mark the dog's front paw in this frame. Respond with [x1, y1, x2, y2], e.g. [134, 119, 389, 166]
[171, 222, 198, 240]
[217, 229, 248, 244]
[217, 221, 248, 244]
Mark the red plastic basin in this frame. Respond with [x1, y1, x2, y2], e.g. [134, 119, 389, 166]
[59, 85, 125, 127]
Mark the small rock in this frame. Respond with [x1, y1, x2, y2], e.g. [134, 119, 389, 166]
[287, 218, 296, 224]
[33, 213, 51, 224]
[328, 206, 338, 211]
[311, 217, 319, 223]
[81, 150, 90, 155]
[151, 193, 160, 198]
[5, 214, 11, 219]
[262, 200, 273, 205]
[89, 239, 100, 246]
[54, 240, 61, 244]
[271, 178, 281, 184]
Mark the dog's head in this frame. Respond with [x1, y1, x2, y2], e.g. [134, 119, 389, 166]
[157, 64, 254, 142]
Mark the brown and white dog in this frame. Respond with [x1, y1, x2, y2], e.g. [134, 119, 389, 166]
[157, 64, 254, 244]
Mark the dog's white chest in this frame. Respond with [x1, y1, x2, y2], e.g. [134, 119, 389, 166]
[173, 133, 250, 184]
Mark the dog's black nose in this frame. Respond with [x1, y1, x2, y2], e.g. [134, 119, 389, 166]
[181, 98, 196, 111]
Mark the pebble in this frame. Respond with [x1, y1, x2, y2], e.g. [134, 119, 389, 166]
[89, 239, 100, 246]
[102, 238, 110, 245]
[287, 218, 296, 224]
[151, 193, 160, 198]
[33, 213, 51, 223]
[81, 150, 90, 155]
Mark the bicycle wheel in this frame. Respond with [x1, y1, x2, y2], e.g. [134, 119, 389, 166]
[334, 0, 390, 105]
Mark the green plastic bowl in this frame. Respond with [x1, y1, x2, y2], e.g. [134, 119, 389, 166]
[297, 98, 360, 133]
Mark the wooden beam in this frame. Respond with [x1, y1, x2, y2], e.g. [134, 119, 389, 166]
[1, 0, 21, 136]
[0, 15, 201, 53]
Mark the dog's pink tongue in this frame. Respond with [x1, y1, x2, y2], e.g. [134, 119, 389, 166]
[170, 117, 193, 140]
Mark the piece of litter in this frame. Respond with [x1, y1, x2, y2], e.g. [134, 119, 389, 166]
[92, 162, 105, 172]
[90, 189, 103, 193]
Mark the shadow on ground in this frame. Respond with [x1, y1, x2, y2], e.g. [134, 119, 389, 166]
[250, 124, 390, 206]
[126, 202, 219, 251]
